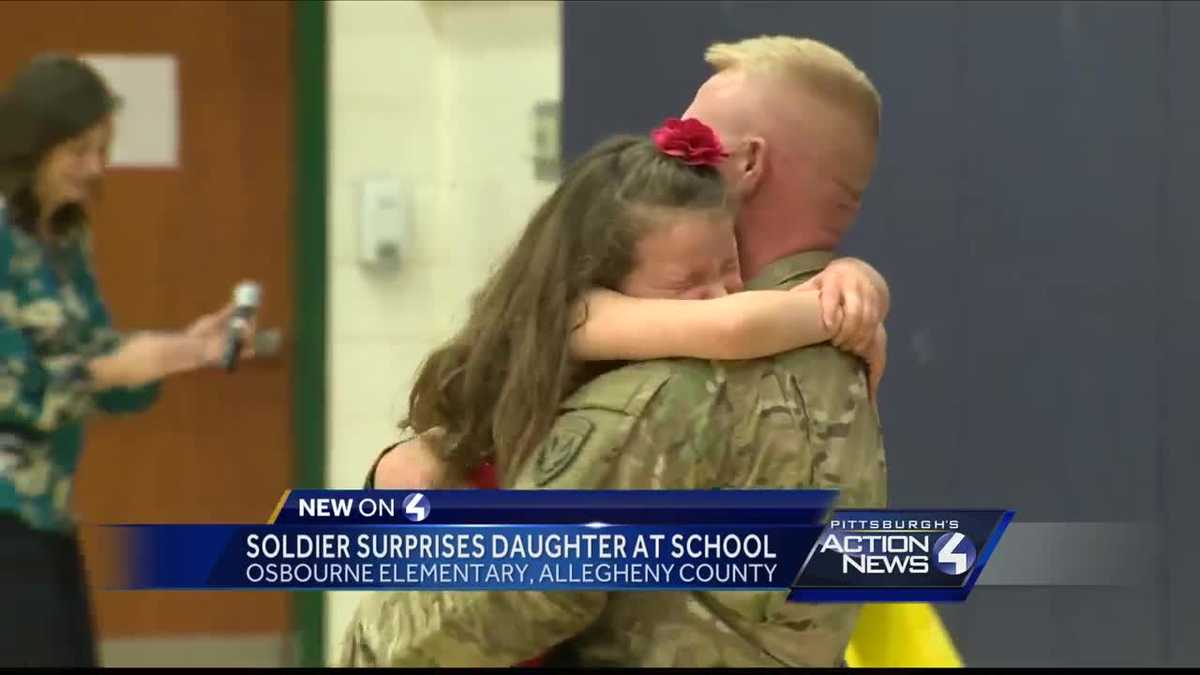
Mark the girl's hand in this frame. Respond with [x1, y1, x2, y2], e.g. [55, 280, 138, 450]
[793, 258, 889, 355]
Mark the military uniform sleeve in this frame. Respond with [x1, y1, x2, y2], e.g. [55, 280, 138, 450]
[337, 361, 725, 667]
[703, 351, 886, 667]
[513, 360, 727, 491]
[787, 348, 886, 509]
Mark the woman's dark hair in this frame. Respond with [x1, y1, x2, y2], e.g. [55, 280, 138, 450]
[0, 53, 118, 234]
[404, 135, 731, 481]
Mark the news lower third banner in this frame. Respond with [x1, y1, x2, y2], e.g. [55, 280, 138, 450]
[94, 490, 1013, 603]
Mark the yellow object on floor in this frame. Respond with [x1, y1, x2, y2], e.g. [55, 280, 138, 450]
[845, 603, 963, 667]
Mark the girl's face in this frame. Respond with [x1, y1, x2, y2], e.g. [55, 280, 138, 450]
[35, 116, 112, 213]
[618, 210, 744, 300]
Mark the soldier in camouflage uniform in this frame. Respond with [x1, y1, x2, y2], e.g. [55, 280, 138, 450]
[0, 54, 255, 667]
[343, 258, 885, 668]
[342, 36, 886, 668]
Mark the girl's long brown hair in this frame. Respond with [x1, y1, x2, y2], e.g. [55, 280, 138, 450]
[403, 135, 730, 480]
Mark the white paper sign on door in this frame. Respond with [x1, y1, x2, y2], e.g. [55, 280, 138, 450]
[80, 54, 179, 169]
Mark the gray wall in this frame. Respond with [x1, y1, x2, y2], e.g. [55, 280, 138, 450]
[562, 1, 1199, 666]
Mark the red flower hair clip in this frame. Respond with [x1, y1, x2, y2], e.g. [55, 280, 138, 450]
[651, 117, 730, 167]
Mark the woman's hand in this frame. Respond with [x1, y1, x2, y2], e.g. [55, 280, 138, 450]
[86, 301, 260, 389]
[184, 302, 256, 369]
[793, 257, 890, 355]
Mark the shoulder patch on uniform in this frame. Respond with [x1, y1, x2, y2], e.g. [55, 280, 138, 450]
[535, 415, 595, 486]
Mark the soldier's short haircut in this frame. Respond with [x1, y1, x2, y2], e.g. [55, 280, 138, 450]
[705, 36, 881, 139]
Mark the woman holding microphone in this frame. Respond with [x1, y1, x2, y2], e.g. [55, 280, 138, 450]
[0, 54, 254, 666]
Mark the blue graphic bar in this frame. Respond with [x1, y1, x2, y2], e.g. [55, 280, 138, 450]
[96, 491, 1014, 603]
[272, 489, 839, 525]
[109, 523, 823, 591]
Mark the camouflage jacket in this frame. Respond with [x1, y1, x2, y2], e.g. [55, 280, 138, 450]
[340, 250, 888, 667]
[0, 207, 160, 532]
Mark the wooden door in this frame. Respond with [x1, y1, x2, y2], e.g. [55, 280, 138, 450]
[0, 0, 295, 649]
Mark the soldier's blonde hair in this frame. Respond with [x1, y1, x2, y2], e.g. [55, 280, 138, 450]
[705, 36, 881, 138]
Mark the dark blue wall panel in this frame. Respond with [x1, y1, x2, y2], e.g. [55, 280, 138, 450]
[563, 0, 1199, 665]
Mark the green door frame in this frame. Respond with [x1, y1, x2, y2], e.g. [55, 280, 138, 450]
[293, 0, 327, 667]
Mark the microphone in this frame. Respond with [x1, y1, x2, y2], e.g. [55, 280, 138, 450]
[221, 280, 261, 372]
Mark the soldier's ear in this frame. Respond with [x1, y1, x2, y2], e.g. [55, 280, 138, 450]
[731, 136, 767, 200]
